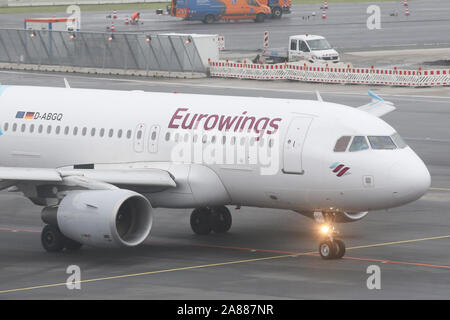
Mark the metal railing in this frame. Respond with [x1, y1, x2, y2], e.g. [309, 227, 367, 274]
[0, 29, 206, 73]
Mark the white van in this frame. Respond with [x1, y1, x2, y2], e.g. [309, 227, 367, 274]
[288, 34, 340, 63]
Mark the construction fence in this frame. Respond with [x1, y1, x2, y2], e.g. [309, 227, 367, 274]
[0, 29, 206, 74]
[209, 61, 450, 87]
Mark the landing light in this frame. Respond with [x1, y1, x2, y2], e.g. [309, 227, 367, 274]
[320, 224, 330, 235]
[29, 32, 36, 39]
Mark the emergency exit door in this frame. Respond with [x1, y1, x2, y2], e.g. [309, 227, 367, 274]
[282, 117, 313, 174]
[134, 124, 146, 153]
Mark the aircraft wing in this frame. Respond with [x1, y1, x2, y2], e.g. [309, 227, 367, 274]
[0, 167, 176, 190]
[357, 90, 396, 117]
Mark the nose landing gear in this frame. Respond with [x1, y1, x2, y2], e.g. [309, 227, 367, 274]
[316, 212, 346, 260]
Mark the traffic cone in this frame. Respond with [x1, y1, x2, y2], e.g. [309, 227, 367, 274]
[322, 8, 326, 19]
[113, 9, 117, 19]
[111, 21, 115, 31]
[125, 15, 129, 25]
[405, 6, 410, 16]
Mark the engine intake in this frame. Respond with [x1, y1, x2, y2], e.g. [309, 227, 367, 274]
[42, 189, 153, 248]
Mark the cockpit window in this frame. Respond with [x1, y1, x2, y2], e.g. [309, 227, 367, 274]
[391, 132, 408, 149]
[349, 136, 369, 152]
[368, 136, 397, 150]
[334, 136, 351, 152]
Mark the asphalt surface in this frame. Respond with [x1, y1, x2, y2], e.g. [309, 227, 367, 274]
[0, 70, 449, 299]
[1, 0, 450, 51]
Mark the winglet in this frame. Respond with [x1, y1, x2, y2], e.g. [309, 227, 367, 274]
[64, 78, 70, 89]
[368, 90, 383, 102]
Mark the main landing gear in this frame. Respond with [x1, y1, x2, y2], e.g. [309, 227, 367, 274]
[41, 224, 83, 253]
[190, 206, 232, 235]
[316, 213, 346, 260]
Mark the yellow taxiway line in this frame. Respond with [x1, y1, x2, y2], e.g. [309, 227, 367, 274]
[1, 234, 449, 295]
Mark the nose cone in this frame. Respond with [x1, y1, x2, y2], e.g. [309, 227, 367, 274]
[389, 155, 431, 205]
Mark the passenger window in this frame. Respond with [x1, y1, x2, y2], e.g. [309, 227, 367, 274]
[12, 123, 17, 132]
[21, 124, 26, 132]
[73, 127, 78, 136]
[109, 129, 114, 138]
[290, 40, 297, 51]
[64, 126, 69, 135]
[391, 133, 407, 149]
[165, 132, 170, 141]
[30, 124, 35, 133]
[82, 127, 87, 136]
[127, 130, 132, 139]
[39, 125, 43, 134]
[222, 136, 226, 144]
[3, 122, 8, 131]
[349, 136, 369, 152]
[368, 136, 397, 150]
[151, 131, 157, 140]
[55, 126, 60, 135]
[91, 128, 96, 137]
[300, 41, 310, 53]
[118, 129, 123, 138]
[100, 128, 105, 137]
[211, 136, 216, 144]
[47, 125, 52, 134]
[334, 136, 351, 152]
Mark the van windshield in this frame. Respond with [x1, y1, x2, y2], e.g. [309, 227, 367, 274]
[306, 39, 332, 51]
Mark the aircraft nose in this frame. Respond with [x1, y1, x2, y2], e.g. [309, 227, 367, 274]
[389, 156, 431, 204]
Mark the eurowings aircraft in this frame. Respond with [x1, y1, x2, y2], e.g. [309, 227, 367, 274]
[0, 85, 430, 259]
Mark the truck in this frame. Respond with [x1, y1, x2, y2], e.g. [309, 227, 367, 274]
[259, 0, 291, 19]
[262, 34, 340, 64]
[170, 0, 272, 23]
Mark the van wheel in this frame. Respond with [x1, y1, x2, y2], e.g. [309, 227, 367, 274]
[272, 7, 282, 19]
[203, 14, 215, 24]
[255, 13, 265, 23]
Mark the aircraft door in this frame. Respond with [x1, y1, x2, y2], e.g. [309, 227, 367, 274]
[134, 123, 146, 153]
[148, 124, 160, 153]
[282, 116, 313, 174]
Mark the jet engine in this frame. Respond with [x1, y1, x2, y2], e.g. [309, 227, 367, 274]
[41, 189, 153, 248]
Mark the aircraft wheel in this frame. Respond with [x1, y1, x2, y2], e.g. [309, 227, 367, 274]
[334, 239, 346, 259]
[190, 207, 212, 235]
[210, 206, 232, 233]
[319, 240, 336, 260]
[41, 224, 65, 252]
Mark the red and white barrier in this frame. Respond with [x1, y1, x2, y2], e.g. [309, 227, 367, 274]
[217, 36, 225, 50]
[405, 6, 410, 16]
[113, 9, 117, 19]
[263, 31, 269, 49]
[322, 8, 326, 19]
[208, 61, 450, 87]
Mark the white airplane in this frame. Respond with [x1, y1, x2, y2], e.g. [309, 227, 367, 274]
[0, 85, 430, 259]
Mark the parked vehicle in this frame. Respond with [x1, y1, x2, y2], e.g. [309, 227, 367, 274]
[258, 0, 291, 19]
[170, 0, 271, 23]
[263, 34, 340, 64]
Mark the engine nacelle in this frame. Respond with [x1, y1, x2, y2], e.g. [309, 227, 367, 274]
[42, 189, 153, 248]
